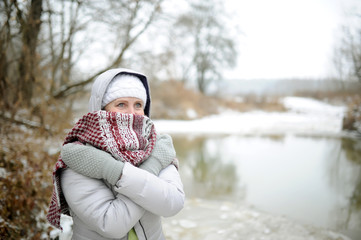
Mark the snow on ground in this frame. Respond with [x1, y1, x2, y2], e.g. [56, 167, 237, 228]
[154, 97, 347, 136]
[163, 198, 351, 240]
[281, 97, 346, 117]
[55, 97, 352, 240]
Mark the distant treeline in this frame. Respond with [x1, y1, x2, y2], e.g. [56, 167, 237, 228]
[218, 79, 361, 96]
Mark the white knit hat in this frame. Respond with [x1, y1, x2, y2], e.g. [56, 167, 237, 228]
[101, 74, 147, 109]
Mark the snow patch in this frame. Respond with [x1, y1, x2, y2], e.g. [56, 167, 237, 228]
[282, 96, 346, 117]
[186, 108, 198, 119]
[154, 97, 346, 136]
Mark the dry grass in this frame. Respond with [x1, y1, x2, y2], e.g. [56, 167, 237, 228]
[151, 80, 218, 119]
[150, 80, 286, 119]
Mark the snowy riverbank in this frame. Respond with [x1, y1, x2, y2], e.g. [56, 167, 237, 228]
[154, 96, 347, 137]
[159, 97, 353, 240]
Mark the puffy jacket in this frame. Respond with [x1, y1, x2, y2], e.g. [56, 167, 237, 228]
[60, 68, 185, 239]
[61, 163, 185, 239]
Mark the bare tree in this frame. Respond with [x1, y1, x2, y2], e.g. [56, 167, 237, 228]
[174, 0, 238, 93]
[0, 0, 89, 129]
[39, 0, 90, 98]
[18, 0, 43, 102]
[0, 0, 43, 110]
[53, 0, 165, 98]
[334, 14, 361, 83]
[0, 0, 166, 130]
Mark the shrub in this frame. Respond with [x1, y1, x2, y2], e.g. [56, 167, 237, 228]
[342, 94, 361, 133]
[0, 121, 62, 239]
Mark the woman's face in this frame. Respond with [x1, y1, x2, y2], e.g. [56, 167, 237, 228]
[104, 97, 145, 115]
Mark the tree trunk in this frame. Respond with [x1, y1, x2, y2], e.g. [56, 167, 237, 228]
[18, 0, 43, 105]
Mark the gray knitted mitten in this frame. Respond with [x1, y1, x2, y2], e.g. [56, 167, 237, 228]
[139, 134, 176, 176]
[61, 143, 124, 185]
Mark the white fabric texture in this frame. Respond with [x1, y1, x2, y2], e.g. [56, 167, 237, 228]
[61, 163, 185, 240]
[115, 162, 184, 217]
[101, 74, 147, 109]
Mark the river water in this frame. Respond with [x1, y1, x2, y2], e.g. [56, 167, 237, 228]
[163, 135, 361, 240]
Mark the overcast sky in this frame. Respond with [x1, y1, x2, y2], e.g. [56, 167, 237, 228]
[223, 0, 360, 80]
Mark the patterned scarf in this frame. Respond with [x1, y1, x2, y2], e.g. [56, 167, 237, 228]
[46, 111, 157, 230]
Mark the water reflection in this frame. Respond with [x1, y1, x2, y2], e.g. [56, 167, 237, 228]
[173, 135, 361, 237]
[333, 138, 361, 238]
[173, 137, 239, 198]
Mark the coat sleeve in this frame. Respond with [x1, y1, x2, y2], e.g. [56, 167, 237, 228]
[114, 163, 185, 217]
[61, 168, 145, 239]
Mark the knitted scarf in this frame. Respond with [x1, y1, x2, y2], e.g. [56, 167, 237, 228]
[47, 111, 157, 230]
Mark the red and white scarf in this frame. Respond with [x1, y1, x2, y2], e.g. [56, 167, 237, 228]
[47, 111, 157, 230]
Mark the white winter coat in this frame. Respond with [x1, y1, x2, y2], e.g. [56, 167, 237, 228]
[61, 162, 185, 239]
[60, 68, 185, 239]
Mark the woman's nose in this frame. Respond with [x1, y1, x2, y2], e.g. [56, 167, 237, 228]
[127, 106, 135, 114]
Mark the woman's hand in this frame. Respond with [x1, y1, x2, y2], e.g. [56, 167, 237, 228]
[139, 134, 176, 176]
[61, 143, 124, 185]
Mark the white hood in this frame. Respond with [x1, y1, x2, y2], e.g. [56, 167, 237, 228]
[88, 68, 151, 117]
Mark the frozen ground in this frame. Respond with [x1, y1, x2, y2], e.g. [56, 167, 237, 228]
[54, 97, 353, 240]
[163, 198, 351, 240]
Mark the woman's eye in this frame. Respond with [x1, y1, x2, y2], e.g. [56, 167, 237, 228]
[117, 103, 125, 108]
[135, 103, 142, 109]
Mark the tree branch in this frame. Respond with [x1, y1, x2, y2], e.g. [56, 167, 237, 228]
[0, 112, 51, 132]
[53, 0, 164, 98]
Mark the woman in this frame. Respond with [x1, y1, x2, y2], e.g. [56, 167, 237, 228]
[47, 68, 185, 240]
